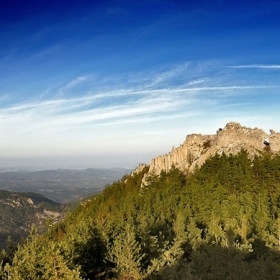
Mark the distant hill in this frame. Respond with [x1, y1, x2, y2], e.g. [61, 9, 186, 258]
[0, 190, 64, 248]
[0, 168, 131, 203]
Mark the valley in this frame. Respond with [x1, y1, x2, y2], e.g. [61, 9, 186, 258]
[0, 168, 131, 203]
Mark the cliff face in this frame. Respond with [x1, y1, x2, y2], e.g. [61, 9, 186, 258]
[147, 122, 280, 177]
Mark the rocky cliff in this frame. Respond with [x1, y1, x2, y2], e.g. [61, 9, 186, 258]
[146, 122, 280, 178]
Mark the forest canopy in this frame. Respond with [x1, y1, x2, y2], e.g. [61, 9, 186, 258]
[2, 150, 280, 279]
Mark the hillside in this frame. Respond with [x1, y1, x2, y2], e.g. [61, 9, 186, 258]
[1, 123, 280, 279]
[0, 190, 64, 248]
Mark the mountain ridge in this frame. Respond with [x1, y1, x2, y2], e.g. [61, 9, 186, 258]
[143, 122, 280, 179]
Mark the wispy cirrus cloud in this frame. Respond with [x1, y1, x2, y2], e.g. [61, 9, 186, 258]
[57, 75, 90, 95]
[64, 76, 88, 89]
[0, 83, 276, 133]
[230, 64, 280, 69]
[1, 61, 280, 162]
[188, 79, 206, 85]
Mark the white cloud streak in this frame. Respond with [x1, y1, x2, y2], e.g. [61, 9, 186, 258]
[1, 84, 275, 115]
[0, 83, 276, 143]
[230, 64, 280, 69]
[1, 61, 280, 166]
[57, 76, 89, 95]
[65, 76, 88, 89]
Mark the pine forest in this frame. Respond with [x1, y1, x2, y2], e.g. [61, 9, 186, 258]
[2, 150, 280, 279]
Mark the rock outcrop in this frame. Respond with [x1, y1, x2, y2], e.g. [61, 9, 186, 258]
[146, 122, 280, 178]
[131, 163, 149, 176]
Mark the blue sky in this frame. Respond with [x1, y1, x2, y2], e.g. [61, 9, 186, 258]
[1, 0, 280, 169]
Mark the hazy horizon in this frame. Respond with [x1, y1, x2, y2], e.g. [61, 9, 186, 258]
[0, 153, 151, 171]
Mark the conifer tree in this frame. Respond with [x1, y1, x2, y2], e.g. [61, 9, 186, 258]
[108, 224, 144, 280]
[4, 227, 81, 280]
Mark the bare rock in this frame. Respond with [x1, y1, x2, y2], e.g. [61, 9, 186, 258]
[145, 122, 280, 181]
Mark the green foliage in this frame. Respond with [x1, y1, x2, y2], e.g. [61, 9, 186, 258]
[5, 152, 280, 279]
[4, 226, 82, 279]
[108, 224, 144, 280]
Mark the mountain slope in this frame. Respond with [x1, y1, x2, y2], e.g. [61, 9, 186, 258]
[2, 123, 280, 279]
[0, 190, 64, 248]
[4, 151, 280, 279]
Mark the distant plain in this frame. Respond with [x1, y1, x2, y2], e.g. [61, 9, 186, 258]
[0, 168, 131, 203]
